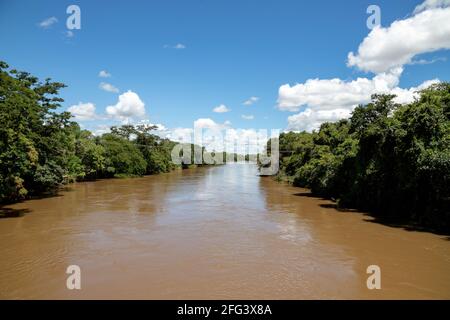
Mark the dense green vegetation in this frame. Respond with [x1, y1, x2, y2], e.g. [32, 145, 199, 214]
[267, 85, 450, 232]
[0, 61, 207, 203]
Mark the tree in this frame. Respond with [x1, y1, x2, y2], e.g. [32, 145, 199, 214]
[0, 61, 71, 201]
[99, 134, 147, 176]
[75, 130, 106, 179]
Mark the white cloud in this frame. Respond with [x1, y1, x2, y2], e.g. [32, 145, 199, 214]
[187, 118, 233, 150]
[279, 67, 439, 132]
[194, 118, 217, 129]
[135, 120, 167, 132]
[414, 0, 450, 13]
[243, 96, 259, 105]
[106, 90, 146, 122]
[223, 129, 273, 154]
[164, 43, 186, 49]
[98, 70, 111, 78]
[287, 109, 353, 132]
[68, 102, 97, 121]
[213, 104, 230, 113]
[166, 128, 194, 143]
[278, 67, 403, 112]
[65, 30, 74, 38]
[193, 118, 231, 130]
[347, 5, 450, 73]
[409, 57, 447, 65]
[241, 114, 254, 120]
[152, 123, 167, 131]
[38, 17, 58, 28]
[283, 76, 439, 132]
[99, 82, 119, 93]
[192, 121, 264, 152]
[93, 125, 111, 136]
[389, 78, 440, 104]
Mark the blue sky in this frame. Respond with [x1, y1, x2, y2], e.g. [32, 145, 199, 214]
[1, 0, 449, 137]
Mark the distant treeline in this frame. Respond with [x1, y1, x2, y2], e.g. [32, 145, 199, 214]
[265, 85, 450, 232]
[0, 62, 222, 203]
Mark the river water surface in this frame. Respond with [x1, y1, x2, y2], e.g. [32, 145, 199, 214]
[0, 163, 449, 299]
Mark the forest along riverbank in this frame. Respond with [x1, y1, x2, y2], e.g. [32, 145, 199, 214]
[0, 163, 449, 299]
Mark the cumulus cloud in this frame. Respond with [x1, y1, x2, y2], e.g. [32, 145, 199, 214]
[38, 17, 58, 28]
[389, 78, 440, 104]
[106, 90, 146, 122]
[166, 127, 194, 143]
[193, 118, 231, 130]
[283, 75, 439, 132]
[414, 0, 450, 13]
[213, 104, 230, 113]
[68, 102, 97, 121]
[278, 68, 403, 112]
[99, 82, 119, 93]
[282, 70, 439, 131]
[98, 70, 111, 78]
[243, 96, 259, 105]
[347, 4, 450, 73]
[241, 114, 254, 120]
[287, 109, 353, 132]
[93, 124, 111, 136]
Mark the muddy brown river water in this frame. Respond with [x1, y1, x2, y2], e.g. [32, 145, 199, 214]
[0, 163, 449, 299]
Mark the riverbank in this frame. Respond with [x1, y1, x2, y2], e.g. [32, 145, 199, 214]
[0, 163, 207, 210]
[267, 172, 450, 236]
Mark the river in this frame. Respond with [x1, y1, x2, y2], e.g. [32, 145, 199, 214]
[0, 163, 449, 299]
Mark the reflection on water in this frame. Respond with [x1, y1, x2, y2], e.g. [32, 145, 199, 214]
[0, 163, 449, 299]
